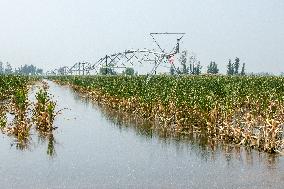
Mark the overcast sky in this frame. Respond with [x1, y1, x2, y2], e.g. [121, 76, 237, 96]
[0, 0, 283, 74]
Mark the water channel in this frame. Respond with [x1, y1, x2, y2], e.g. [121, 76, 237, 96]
[0, 81, 283, 189]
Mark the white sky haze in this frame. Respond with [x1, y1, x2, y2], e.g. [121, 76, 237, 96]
[0, 0, 283, 73]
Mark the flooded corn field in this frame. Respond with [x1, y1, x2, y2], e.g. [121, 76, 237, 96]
[0, 81, 283, 189]
[2, 1, 284, 188]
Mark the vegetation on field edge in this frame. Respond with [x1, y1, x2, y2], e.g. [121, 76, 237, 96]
[51, 75, 284, 153]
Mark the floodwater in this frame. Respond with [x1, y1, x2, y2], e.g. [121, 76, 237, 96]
[0, 81, 283, 189]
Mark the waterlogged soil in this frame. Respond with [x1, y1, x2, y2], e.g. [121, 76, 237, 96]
[0, 81, 283, 189]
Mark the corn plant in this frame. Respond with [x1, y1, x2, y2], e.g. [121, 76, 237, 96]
[0, 75, 34, 148]
[50, 75, 284, 153]
[33, 87, 58, 133]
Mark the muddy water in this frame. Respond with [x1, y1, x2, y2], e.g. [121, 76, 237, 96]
[0, 81, 283, 189]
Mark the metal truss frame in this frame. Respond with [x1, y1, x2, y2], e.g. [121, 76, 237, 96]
[48, 33, 185, 75]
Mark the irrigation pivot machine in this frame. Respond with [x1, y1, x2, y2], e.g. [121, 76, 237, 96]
[48, 33, 186, 75]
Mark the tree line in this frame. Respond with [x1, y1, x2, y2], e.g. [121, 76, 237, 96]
[0, 62, 43, 75]
[1, 51, 247, 76]
[170, 50, 246, 76]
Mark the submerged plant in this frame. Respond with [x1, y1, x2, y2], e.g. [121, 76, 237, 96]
[1, 84, 32, 147]
[33, 87, 58, 133]
[33, 84, 59, 157]
[47, 133, 56, 157]
[13, 89, 29, 120]
[0, 75, 60, 153]
[0, 111, 7, 129]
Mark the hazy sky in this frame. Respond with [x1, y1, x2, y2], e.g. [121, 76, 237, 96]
[0, 0, 283, 73]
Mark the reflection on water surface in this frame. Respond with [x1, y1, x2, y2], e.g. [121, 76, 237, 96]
[0, 81, 283, 189]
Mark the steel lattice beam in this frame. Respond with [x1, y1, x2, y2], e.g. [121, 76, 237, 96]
[48, 33, 185, 76]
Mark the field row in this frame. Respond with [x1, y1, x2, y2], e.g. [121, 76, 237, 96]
[0, 76, 57, 151]
[51, 75, 284, 153]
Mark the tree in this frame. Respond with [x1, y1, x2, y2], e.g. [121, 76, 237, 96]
[227, 59, 234, 75]
[0, 61, 3, 74]
[170, 65, 175, 75]
[240, 63, 245, 76]
[15, 64, 43, 75]
[178, 50, 189, 74]
[207, 61, 219, 74]
[4, 62, 13, 74]
[175, 67, 182, 74]
[99, 62, 116, 75]
[188, 54, 202, 75]
[36, 68, 43, 75]
[99, 67, 116, 75]
[123, 67, 135, 76]
[234, 57, 240, 75]
[191, 61, 202, 75]
[176, 51, 202, 75]
[57, 67, 67, 75]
